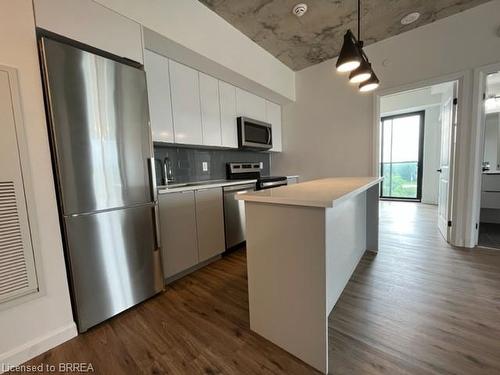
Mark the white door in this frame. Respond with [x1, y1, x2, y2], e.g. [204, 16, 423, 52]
[266, 100, 282, 152]
[169, 60, 203, 145]
[235, 88, 266, 122]
[437, 82, 458, 241]
[0, 68, 39, 303]
[199, 72, 222, 146]
[144, 50, 174, 143]
[219, 81, 238, 148]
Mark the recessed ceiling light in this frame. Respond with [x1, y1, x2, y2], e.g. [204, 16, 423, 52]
[401, 12, 420, 25]
[292, 3, 308, 17]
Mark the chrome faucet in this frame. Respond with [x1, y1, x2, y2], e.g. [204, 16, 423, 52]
[163, 157, 175, 185]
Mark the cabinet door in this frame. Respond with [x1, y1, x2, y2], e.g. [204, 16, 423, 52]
[34, 0, 143, 63]
[195, 188, 225, 262]
[266, 100, 282, 152]
[169, 60, 203, 145]
[159, 191, 198, 278]
[219, 81, 238, 148]
[236, 88, 266, 122]
[144, 50, 174, 143]
[199, 73, 222, 146]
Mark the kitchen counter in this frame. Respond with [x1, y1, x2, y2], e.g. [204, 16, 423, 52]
[158, 176, 300, 194]
[236, 177, 381, 207]
[237, 177, 381, 374]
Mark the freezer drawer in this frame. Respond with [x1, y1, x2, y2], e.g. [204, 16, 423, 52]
[64, 204, 163, 332]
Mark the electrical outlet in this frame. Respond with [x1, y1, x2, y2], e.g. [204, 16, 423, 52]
[259, 162, 264, 169]
[202, 161, 208, 172]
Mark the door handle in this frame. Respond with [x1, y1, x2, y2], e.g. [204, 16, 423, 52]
[148, 158, 158, 202]
[436, 168, 442, 173]
[152, 204, 161, 251]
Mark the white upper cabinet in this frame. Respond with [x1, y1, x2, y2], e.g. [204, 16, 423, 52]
[33, 0, 143, 63]
[219, 81, 238, 148]
[236, 88, 267, 122]
[199, 73, 222, 147]
[169, 60, 203, 145]
[266, 101, 282, 152]
[144, 50, 174, 143]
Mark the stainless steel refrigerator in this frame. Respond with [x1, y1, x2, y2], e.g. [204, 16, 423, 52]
[39, 37, 163, 332]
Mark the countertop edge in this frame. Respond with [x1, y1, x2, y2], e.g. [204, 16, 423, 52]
[236, 177, 382, 208]
[158, 175, 300, 194]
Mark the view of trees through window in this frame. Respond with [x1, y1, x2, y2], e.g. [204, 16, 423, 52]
[380, 113, 423, 199]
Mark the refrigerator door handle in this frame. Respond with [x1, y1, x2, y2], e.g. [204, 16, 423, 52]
[152, 204, 161, 251]
[148, 157, 158, 202]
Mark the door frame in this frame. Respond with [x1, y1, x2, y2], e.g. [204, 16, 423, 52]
[470, 62, 500, 247]
[373, 71, 467, 246]
[379, 110, 425, 201]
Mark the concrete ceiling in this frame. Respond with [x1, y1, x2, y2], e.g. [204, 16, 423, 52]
[198, 0, 491, 71]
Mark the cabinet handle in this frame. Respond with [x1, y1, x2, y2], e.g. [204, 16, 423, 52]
[152, 204, 161, 251]
[148, 158, 158, 201]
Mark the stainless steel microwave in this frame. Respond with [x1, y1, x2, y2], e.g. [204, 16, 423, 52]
[237, 117, 272, 150]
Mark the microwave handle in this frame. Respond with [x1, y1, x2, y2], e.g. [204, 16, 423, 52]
[267, 127, 272, 145]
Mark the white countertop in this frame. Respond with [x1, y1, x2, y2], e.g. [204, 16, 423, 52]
[158, 175, 300, 194]
[236, 176, 382, 208]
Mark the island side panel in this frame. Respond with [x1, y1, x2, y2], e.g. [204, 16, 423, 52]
[245, 202, 328, 374]
[366, 183, 380, 253]
[325, 192, 367, 313]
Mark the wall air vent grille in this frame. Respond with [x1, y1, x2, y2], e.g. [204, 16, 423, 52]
[0, 181, 30, 300]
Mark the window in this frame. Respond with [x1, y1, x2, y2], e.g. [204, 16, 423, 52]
[380, 111, 424, 200]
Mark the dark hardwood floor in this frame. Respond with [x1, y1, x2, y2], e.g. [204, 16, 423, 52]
[15, 202, 500, 374]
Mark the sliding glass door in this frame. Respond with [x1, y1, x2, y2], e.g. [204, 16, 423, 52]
[380, 111, 424, 200]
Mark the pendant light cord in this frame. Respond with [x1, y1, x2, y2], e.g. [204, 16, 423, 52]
[357, 0, 361, 41]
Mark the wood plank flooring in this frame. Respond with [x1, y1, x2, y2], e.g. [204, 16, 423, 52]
[13, 201, 500, 374]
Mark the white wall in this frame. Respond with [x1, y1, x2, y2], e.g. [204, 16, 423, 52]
[93, 0, 295, 101]
[0, 0, 76, 369]
[272, 0, 500, 246]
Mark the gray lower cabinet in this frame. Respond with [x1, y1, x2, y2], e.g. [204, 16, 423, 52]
[159, 191, 198, 278]
[195, 188, 225, 262]
[159, 187, 225, 280]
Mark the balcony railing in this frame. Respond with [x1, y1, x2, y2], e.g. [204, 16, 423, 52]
[380, 161, 418, 199]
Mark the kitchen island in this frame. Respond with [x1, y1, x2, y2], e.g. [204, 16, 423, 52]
[236, 177, 382, 374]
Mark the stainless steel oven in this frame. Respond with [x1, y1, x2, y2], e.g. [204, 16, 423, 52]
[237, 117, 272, 150]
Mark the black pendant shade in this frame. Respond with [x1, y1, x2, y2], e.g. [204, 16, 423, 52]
[359, 69, 380, 92]
[336, 30, 362, 73]
[335, 0, 380, 92]
[349, 55, 372, 83]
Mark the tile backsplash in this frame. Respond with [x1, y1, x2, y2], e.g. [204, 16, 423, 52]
[153, 144, 270, 185]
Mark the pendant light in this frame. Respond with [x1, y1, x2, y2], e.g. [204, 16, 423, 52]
[359, 68, 380, 92]
[349, 43, 371, 83]
[336, 30, 362, 73]
[335, 0, 380, 92]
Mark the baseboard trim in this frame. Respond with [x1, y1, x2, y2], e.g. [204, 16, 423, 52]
[0, 322, 77, 373]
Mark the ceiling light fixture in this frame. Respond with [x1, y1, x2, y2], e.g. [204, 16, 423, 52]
[292, 3, 308, 17]
[336, 30, 362, 72]
[349, 45, 372, 83]
[336, 0, 379, 92]
[359, 68, 380, 92]
[401, 12, 420, 25]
